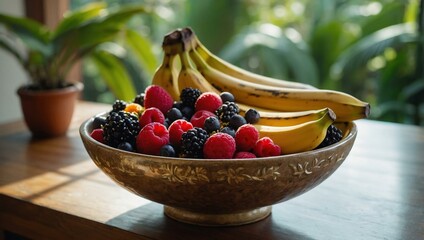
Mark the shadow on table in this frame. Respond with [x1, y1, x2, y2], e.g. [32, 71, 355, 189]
[106, 203, 315, 240]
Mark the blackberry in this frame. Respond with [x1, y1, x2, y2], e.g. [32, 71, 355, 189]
[112, 100, 127, 112]
[133, 93, 145, 107]
[244, 108, 260, 124]
[180, 87, 201, 108]
[103, 111, 140, 148]
[181, 127, 209, 158]
[316, 125, 343, 149]
[215, 101, 240, 123]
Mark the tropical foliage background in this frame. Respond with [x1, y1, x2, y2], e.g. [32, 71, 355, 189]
[71, 0, 424, 126]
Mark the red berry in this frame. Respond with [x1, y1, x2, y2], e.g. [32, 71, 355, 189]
[254, 137, 281, 157]
[195, 92, 223, 113]
[168, 119, 193, 146]
[203, 133, 236, 159]
[234, 152, 257, 159]
[144, 85, 173, 114]
[136, 122, 169, 155]
[190, 110, 216, 128]
[139, 107, 165, 128]
[90, 128, 104, 143]
[235, 124, 259, 152]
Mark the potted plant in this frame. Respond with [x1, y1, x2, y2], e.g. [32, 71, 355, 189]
[0, 3, 146, 138]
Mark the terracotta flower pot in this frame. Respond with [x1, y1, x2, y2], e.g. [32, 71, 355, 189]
[17, 83, 83, 138]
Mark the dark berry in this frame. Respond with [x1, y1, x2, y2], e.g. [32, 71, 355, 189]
[103, 111, 140, 148]
[112, 100, 127, 112]
[181, 127, 209, 158]
[220, 92, 235, 103]
[133, 93, 145, 106]
[180, 87, 202, 108]
[316, 125, 343, 149]
[160, 144, 176, 157]
[117, 142, 134, 152]
[220, 126, 235, 138]
[164, 118, 171, 128]
[181, 106, 194, 119]
[173, 101, 184, 110]
[244, 108, 260, 124]
[166, 108, 183, 122]
[229, 114, 247, 130]
[215, 101, 240, 123]
[93, 116, 106, 129]
[204, 116, 220, 134]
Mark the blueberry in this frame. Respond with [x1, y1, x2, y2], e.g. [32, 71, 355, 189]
[204, 116, 220, 133]
[229, 114, 247, 130]
[244, 108, 260, 124]
[166, 108, 183, 122]
[117, 142, 134, 152]
[164, 118, 171, 128]
[181, 106, 194, 119]
[220, 126, 235, 138]
[220, 92, 235, 103]
[160, 144, 176, 157]
[93, 116, 106, 129]
[133, 93, 145, 106]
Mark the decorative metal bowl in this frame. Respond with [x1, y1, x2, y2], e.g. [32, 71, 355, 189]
[80, 114, 357, 226]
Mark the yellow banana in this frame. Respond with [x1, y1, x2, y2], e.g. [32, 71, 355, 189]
[254, 108, 336, 154]
[151, 53, 180, 101]
[238, 103, 331, 127]
[191, 35, 317, 90]
[189, 49, 370, 122]
[177, 51, 218, 94]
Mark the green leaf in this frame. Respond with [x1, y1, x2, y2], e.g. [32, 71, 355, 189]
[331, 23, 418, 80]
[124, 29, 157, 77]
[90, 50, 136, 101]
[220, 23, 319, 86]
[0, 13, 51, 56]
[52, 2, 106, 39]
[0, 35, 24, 63]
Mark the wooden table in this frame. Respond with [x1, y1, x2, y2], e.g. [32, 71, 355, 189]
[0, 101, 423, 240]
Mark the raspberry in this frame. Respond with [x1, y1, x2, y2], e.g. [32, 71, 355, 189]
[168, 119, 193, 146]
[195, 92, 223, 113]
[234, 152, 257, 159]
[235, 124, 259, 152]
[136, 122, 169, 155]
[254, 137, 281, 157]
[203, 133, 236, 159]
[190, 110, 216, 128]
[90, 128, 104, 143]
[139, 107, 165, 128]
[144, 85, 173, 114]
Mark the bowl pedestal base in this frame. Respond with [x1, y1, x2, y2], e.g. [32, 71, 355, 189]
[164, 205, 272, 226]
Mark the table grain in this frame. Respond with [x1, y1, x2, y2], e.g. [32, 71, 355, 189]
[0, 101, 423, 240]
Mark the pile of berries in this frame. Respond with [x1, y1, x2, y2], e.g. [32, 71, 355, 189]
[89, 85, 339, 159]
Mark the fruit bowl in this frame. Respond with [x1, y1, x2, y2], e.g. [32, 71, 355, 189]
[80, 114, 357, 226]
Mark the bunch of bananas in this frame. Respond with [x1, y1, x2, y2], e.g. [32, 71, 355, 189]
[152, 28, 370, 154]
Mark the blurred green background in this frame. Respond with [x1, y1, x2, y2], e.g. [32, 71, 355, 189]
[71, 0, 424, 126]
